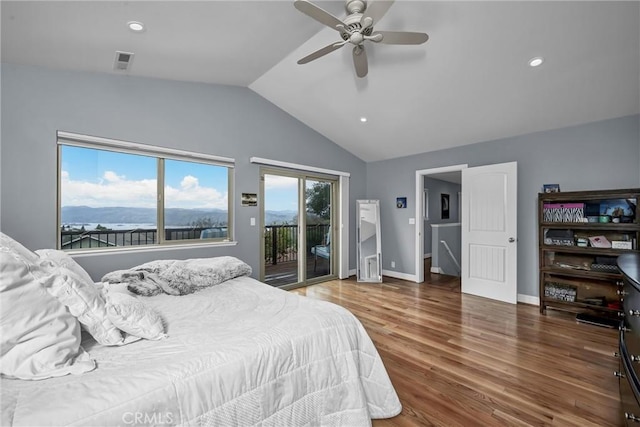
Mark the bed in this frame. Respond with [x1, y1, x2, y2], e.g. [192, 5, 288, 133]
[0, 232, 401, 426]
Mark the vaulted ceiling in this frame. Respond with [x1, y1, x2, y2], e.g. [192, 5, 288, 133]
[2, 1, 639, 162]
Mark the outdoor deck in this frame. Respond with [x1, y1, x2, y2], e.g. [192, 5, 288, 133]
[264, 256, 331, 287]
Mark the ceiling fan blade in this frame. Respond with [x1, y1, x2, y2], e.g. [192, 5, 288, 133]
[362, 0, 395, 25]
[297, 42, 345, 64]
[372, 31, 429, 45]
[352, 45, 368, 78]
[294, 0, 345, 31]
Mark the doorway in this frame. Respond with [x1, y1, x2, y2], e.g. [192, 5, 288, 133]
[415, 162, 518, 304]
[260, 168, 338, 289]
[415, 164, 467, 283]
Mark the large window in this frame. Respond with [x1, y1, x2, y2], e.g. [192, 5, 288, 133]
[58, 132, 233, 251]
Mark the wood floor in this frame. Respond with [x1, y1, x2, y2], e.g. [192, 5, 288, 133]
[291, 272, 621, 426]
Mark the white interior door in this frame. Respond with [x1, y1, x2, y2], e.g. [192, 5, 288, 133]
[461, 162, 517, 304]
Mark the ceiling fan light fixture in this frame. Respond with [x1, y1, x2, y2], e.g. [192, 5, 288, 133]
[127, 21, 145, 33]
[528, 56, 544, 67]
[294, 0, 429, 78]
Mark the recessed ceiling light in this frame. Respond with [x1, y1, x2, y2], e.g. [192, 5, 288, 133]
[528, 56, 544, 67]
[127, 21, 145, 33]
[360, 117, 368, 123]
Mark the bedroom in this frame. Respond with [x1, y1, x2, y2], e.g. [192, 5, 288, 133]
[1, 0, 639, 425]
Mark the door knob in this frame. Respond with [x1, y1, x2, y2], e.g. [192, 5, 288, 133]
[508, 237, 516, 243]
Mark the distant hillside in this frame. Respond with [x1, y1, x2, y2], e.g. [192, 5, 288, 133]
[264, 210, 297, 225]
[61, 206, 297, 226]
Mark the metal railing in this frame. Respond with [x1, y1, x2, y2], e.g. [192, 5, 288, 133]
[60, 224, 330, 265]
[264, 223, 330, 265]
[60, 226, 228, 249]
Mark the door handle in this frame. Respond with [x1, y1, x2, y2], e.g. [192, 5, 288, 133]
[508, 237, 516, 243]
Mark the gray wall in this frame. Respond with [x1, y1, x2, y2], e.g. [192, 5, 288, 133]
[423, 177, 461, 255]
[0, 63, 367, 279]
[367, 114, 640, 298]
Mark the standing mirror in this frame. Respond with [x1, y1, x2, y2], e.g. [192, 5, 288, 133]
[357, 200, 382, 283]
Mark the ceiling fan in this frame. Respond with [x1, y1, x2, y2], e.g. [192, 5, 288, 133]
[294, 0, 429, 78]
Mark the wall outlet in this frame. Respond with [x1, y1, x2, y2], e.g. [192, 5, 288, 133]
[391, 261, 395, 268]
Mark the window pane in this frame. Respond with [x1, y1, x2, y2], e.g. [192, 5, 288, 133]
[164, 159, 229, 241]
[60, 145, 157, 249]
[306, 179, 332, 281]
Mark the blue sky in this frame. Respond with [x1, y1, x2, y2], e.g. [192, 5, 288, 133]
[61, 146, 228, 209]
[264, 174, 298, 212]
[61, 146, 322, 212]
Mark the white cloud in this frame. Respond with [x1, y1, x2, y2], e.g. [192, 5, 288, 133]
[264, 175, 298, 190]
[180, 175, 199, 190]
[61, 170, 227, 209]
[103, 171, 124, 183]
[165, 178, 227, 209]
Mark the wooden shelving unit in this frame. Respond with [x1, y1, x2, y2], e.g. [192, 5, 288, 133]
[538, 188, 640, 317]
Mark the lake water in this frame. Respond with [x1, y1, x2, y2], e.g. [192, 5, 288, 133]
[62, 223, 158, 231]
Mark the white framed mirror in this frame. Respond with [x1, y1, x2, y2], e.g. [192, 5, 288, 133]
[357, 199, 382, 283]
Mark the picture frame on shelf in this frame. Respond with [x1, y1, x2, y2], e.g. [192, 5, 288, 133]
[543, 184, 560, 193]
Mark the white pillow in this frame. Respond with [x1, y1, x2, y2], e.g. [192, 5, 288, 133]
[0, 233, 95, 380]
[38, 261, 124, 347]
[35, 249, 94, 285]
[34, 248, 124, 346]
[105, 292, 167, 341]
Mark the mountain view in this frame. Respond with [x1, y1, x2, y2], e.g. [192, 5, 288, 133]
[61, 206, 297, 229]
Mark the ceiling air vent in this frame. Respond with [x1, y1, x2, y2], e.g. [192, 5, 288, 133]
[113, 51, 134, 71]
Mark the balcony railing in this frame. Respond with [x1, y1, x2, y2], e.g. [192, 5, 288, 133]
[60, 226, 227, 249]
[61, 224, 330, 266]
[264, 224, 330, 265]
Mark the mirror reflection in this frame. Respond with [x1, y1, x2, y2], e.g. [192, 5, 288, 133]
[357, 200, 382, 283]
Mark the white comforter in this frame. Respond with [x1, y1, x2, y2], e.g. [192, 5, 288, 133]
[1, 276, 401, 426]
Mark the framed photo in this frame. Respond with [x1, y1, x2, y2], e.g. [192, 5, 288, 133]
[543, 184, 560, 193]
[396, 197, 407, 209]
[441, 193, 450, 219]
[241, 193, 257, 207]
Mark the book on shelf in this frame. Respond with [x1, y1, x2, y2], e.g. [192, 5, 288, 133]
[588, 235, 611, 248]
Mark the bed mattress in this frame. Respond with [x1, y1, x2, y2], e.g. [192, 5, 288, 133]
[1, 276, 401, 426]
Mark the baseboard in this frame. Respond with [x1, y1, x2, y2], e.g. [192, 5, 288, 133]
[430, 266, 444, 274]
[382, 269, 416, 282]
[517, 294, 540, 306]
[348, 268, 357, 277]
[423, 253, 432, 259]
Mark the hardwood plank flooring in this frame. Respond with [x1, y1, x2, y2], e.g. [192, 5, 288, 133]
[291, 274, 621, 426]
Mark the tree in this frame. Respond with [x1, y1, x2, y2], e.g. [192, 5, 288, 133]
[191, 217, 214, 229]
[305, 182, 330, 221]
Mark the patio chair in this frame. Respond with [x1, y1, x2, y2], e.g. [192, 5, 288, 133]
[311, 231, 330, 272]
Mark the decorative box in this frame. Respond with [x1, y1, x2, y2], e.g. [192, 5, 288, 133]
[544, 283, 577, 302]
[544, 229, 574, 246]
[612, 241, 633, 250]
[543, 203, 585, 223]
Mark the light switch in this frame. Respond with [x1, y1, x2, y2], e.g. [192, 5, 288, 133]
[250, 217, 256, 226]
[409, 218, 415, 225]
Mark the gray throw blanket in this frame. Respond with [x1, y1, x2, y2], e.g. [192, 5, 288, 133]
[101, 256, 252, 296]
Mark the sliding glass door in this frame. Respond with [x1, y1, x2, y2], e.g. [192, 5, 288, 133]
[261, 169, 337, 289]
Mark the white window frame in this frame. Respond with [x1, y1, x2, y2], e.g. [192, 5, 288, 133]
[57, 131, 235, 252]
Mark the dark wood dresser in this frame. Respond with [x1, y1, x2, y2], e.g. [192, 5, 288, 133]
[618, 253, 640, 424]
